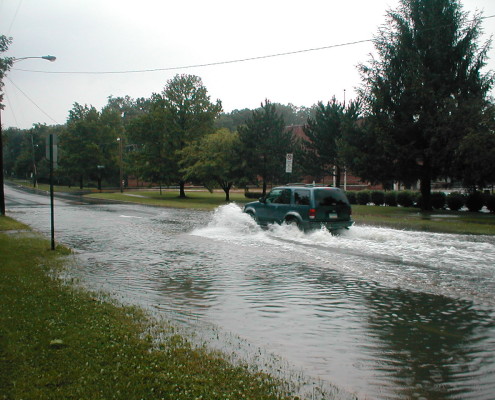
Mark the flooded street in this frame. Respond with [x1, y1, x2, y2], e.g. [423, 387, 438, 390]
[5, 184, 495, 400]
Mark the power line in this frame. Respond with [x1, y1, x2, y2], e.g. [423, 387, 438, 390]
[9, 14, 495, 76]
[13, 39, 373, 75]
[7, 77, 59, 124]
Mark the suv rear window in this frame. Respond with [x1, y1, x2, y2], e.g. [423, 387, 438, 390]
[294, 189, 310, 205]
[315, 189, 349, 206]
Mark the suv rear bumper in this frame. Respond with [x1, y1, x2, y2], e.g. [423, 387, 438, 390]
[302, 219, 354, 232]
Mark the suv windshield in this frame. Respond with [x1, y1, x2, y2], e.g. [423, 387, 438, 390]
[315, 189, 349, 206]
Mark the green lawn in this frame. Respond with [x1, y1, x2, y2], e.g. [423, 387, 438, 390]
[0, 215, 301, 400]
[88, 189, 253, 210]
[352, 205, 495, 235]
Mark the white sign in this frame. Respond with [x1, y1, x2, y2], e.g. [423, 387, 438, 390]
[286, 153, 293, 173]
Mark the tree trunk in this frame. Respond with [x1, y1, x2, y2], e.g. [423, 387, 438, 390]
[335, 165, 341, 188]
[262, 180, 267, 197]
[79, 175, 83, 190]
[222, 182, 232, 202]
[97, 177, 102, 191]
[179, 180, 186, 198]
[420, 164, 432, 211]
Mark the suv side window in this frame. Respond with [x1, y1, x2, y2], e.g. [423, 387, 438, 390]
[266, 189, 291, 204]
[294, 189, 310, 205]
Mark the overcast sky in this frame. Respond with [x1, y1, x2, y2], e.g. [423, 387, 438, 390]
[1, 0, 494, 129]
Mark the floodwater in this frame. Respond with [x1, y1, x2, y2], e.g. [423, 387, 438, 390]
[5, 185, 495, 400]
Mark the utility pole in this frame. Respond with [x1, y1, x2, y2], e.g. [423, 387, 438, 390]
[0, 110, 5, 215]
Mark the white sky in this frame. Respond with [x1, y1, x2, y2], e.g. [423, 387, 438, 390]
[1, 0, 494, 129]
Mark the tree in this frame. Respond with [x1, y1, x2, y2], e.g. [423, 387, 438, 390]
[238, 100, 294, 195]
[300, 98, 361, 186]
[162, 74, 222, 198]
[454, 101, 495, 190]
[358, 0, 493, 209]
[180, 129, 242, 201]
[59, 103, 120, 189]
[126, 96, 178, 193]
[0, 35, 13, 215]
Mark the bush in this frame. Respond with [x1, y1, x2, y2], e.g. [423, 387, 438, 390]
[397, 191, 414, 207]
[446, 192, 465, 211]
[485, 194, 495, 213]
[244, 191, 264, 199]
[465, 191, 484, 212]
[384, 191, 398, 207]
[431, 192, 446, 210]
[356, 190, 371, 205]
[345, 191, 357, 205]
[370, 190, 385, 206]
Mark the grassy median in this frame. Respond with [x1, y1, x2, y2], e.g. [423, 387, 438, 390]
[0, 216, 300, 400]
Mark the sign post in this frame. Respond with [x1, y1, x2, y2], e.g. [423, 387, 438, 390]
[48, 134, 56, 250]
[285, 153, 293, 174]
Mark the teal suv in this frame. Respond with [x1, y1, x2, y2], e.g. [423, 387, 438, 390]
[243, 185, 353, 232]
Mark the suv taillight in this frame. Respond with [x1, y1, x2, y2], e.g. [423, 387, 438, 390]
[309, 208, 316, 219]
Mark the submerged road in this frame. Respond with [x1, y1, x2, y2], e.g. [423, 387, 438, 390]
[5, 183, 495, 399]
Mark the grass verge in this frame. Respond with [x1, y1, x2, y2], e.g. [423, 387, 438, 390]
[0, 215, 299, 400]
[352, 205, 495, 235]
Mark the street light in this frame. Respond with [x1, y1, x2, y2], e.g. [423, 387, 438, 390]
[117, 137, 123, 193]
[0, 54, 56, 215]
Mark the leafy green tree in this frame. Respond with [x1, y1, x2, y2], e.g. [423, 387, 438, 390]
[300, 98, 361, 186]
[358, 0, 493, 210]
[215, 108, 253, 132]
[59, 103, 120, 189]
[162, 74, 222, 197]
[238, 100, 294, 195]
[0, 35, 13, 215]
[2, 127, 24, 178]
[180, 129, 242, 201]
[126, 96, 178, 193]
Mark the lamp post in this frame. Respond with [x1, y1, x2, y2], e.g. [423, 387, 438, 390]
[117, 137, 123, 193]
[0, 55, 56, 215]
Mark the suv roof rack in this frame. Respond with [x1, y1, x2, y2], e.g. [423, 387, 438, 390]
[285, 183, 330, 187]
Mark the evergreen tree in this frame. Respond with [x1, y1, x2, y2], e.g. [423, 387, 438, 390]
[238, 100, 294, 195]
[358, 0, 493, 209]
[300, 98, 361, 186]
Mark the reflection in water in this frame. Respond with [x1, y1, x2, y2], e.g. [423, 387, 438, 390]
[364, 289, 495, 399]
[6, 188, 495, 400]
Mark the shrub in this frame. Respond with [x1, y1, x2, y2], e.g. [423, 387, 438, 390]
[384, 191, 398, 207]
[346, 191, 357, 205]
[431, 192, 446, 210]
[356, 190, 371, 205]
[414, 194, 423, 208]
[397, 191, 414, 207]
[465, 191, 484, 212]
[370, 190, 385, 206]
[485, 194, 495, 213]
[446, 192, 464, 211]
[244, 191, 264, 199]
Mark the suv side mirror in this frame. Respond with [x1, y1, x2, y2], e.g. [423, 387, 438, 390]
[259, 197, 266, 203]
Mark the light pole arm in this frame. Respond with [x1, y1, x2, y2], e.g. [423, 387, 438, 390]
[13, 55, 56, 63]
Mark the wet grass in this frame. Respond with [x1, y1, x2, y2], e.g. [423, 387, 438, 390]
[0, 215, 302, 400]
[352, 205, 495, 235]
[88, 189, 252, 210]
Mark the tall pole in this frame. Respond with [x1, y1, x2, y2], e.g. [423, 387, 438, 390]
[49, 133, 55, 250]
[118, 137, 123, 193]
[0, 108, 5, 215]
